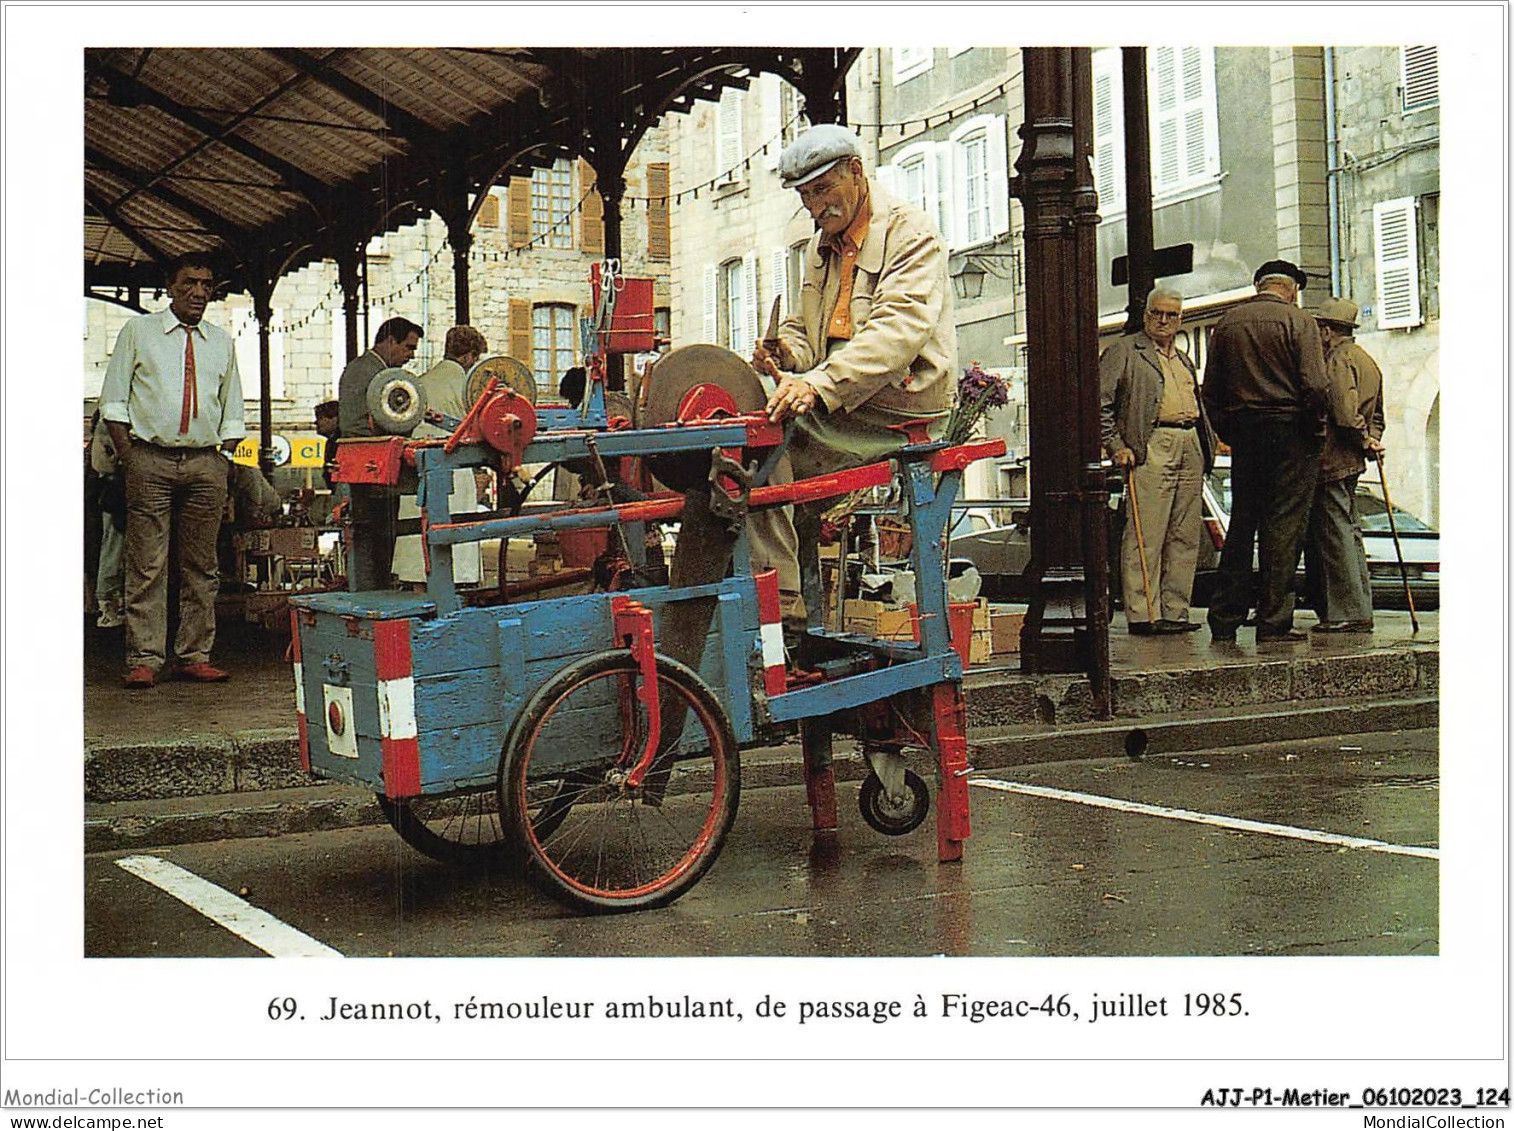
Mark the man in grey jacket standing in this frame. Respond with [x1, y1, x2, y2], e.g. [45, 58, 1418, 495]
[1100, 288, 1213, 634]
[1201, 260, 1329, 643]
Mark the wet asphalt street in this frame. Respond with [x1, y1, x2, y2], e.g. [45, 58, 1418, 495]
[84, 726, 1437, 958]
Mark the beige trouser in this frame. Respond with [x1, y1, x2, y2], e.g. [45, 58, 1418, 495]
[123, 442, 228, 671]
[1121, 426, 1204, 625]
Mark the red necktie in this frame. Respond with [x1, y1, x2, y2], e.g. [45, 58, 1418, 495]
[179, 326, 199, 434]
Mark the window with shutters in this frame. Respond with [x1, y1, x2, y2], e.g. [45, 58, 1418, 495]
[1401, 46, 1439, 112]
[716, 89, 745, 187]
[948, 116, 1009, 250]
[475, 190, 500, 229]
[1373, 197, 1422, 329]
[647, 163, 670, 261]
[578, 160, 603, 255]
[899, 152, 929, 216]
[508, 298, 532, 362]
[530, 159, 574, 248]
[787, 243, 807, 311]
[532, 303, 577, 385]
[893, 47, 932, 83]
[1150, 46, 1219, 193]
[1092, 48, 1126, 213]
[720, 257, 749, 354]
[1091, 46, 1218, 216]
[507, 178, 531, 248]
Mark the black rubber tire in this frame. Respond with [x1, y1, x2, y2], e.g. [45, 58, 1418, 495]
[498, 650, 740, 913]
[378, 791, 514, 867]
[858, 768, 930, 836]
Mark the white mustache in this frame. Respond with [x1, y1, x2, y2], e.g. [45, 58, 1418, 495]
[818, 206, 842, 220]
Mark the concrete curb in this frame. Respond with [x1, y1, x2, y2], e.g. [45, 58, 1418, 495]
[85, 645, 1438, 804]
[84, 693, 1437, 854]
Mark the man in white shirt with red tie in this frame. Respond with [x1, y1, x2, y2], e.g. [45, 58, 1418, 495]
[100, 253, 245, 688]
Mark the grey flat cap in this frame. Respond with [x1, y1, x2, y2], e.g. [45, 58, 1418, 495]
[778, 124, 861, 189]
[1312, 296, 1359, 328]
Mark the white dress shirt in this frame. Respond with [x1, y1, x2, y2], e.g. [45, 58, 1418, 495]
[99, 307, 245, 448]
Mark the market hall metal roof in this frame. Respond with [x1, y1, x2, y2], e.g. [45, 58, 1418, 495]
[84, 46, 860, 303]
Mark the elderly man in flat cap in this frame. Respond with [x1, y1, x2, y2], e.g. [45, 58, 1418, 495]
[746, 123, 957, 626]
[1201, 259, 1329, 643]
[1305, 296, 1385, 633]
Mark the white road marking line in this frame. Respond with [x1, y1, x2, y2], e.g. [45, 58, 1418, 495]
[969, 779, 1440, 860]
[115, 855, 344, 957]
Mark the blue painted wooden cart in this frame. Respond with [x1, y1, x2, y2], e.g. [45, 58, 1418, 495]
[291, 378, 1003, 913]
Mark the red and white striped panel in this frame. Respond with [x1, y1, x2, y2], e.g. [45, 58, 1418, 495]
[754, 569, 787, 697]
[373, 619, 422, 798]
[289, 608, 310, 773]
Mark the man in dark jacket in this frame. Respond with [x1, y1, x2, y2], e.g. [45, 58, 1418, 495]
[1305, 296, 1385, 633]
[1201, 260, 1329, 643]
[1100, 287, 1214, 634]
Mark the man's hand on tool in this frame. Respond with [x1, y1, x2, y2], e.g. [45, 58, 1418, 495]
[1112, 446, 1136, 470]
[751, 338, 795, 378]
[767, 374, 820, 423]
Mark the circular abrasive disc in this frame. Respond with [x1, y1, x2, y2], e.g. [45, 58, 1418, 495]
[635, 344, 767, 490]
[465, 355, 537, 408]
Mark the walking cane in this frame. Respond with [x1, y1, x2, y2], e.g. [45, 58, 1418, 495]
[1374, 450, 1419, 634]
[1124, 466, 1158, 627]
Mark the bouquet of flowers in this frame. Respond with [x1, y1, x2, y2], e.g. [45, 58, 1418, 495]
[943, 362, 1009, 446]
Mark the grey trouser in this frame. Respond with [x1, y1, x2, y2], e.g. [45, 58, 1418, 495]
[348, 484, 400, 592]
[124, 442, 228, 671]
[1122, 426, 1204, 624]
[1306, 474, 1372, 624]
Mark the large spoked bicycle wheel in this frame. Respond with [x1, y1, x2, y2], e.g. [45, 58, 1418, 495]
[380, 779, 577, 868]
[378, 791, 513, 867]
[498, 650, 740, 913]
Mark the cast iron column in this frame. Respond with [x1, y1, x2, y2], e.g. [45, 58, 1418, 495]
[1015, 47, 1111, 715]
[251, 278, 276, 478]
[1121, 47, 1155, 333]
[448, 220, 473, 326]
[337, 243, 361, 364]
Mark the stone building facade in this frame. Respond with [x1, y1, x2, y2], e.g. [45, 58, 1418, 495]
[85, 127, 673, 437]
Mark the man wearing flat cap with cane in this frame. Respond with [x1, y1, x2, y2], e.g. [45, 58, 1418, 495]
[1305, 296, 1384, 634]
[1201, 259, 1329, 643]
[746, 123, 957, 630]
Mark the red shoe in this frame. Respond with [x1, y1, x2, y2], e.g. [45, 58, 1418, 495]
[173, 662, 230, 683]
[122, 666, 156, 689]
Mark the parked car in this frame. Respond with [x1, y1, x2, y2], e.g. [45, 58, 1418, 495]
[944, 458, 1438, 612]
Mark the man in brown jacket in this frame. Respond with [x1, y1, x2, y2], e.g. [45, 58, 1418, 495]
[1305, 297, 1385, 633]
[746, 124, 956, 623]
[1201, 260, 1329, 643]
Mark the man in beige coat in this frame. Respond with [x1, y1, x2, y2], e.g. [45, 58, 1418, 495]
[745, 124, 957, 624]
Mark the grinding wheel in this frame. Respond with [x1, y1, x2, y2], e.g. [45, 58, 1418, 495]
[366, 367, 426, 435]
[634, 344, 767, 491]
[465, 355, 537, 408]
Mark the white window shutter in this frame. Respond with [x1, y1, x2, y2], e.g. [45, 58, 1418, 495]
[1092, 48, 1124, 212]
[987, 115, 1010, 236]
[702, 264, 718, 343]
[1401, 46, 1439, 111]
[740, 252, 759, 356]
[717, 90, 744, 184]
[875, 161, 900, 197]
[760, 74, 782, 170]
[1374, 197, 1422, 329]
[769, 248, 789, 322]
[934, 140, 956, 247]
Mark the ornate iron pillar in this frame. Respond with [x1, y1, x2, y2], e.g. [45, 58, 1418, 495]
[337, 242, 361, 364]
[1014, 47, 1111, 715]
[249, 273, 276, 479]
[444, 156, 474, 325]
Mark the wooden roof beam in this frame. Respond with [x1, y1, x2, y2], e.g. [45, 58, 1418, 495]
[85, 187, 168, 266]
[264, 47, 440, 142]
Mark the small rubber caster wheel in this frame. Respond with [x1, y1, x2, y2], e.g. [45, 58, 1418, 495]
[859, 769, 930, 835]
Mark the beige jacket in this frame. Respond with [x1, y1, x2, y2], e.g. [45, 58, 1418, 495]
[1318, 336, 1385, 484]
[779, 182, 955, 420]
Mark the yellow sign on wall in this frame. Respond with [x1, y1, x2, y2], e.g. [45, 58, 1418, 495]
[231, 434, 326, 469]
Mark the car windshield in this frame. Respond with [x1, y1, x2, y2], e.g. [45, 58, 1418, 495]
[1204, 465, 1434, 533]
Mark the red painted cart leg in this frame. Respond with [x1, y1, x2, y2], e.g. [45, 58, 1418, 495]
[931, 683, 971, 861]
[800, 719, 837, 833]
